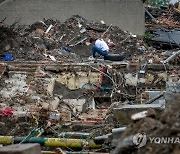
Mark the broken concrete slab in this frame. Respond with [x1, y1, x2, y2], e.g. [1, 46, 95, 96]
[49, 97, 60, 110]
[0, 144, 41, 154]
[0, 73, 28, 98]
[113, 103, 165, 125]
[63, 99, 86, 113]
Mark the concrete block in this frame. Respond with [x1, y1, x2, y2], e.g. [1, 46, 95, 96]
[0, 144, 41, 154]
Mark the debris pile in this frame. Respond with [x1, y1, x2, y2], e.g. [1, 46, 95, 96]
[145, 3, 180, 49]
[0, 15, 140, 62]
[0, 5, 180, 154]
[112, 94, 180, 154]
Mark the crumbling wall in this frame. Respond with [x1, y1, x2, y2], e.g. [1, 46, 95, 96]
[0, 0, 145, 35]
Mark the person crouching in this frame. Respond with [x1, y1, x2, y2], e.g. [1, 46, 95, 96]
[90, 37, 109, 58]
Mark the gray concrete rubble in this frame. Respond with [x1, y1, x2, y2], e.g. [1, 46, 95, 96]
[0, 144, 41, 154]
[0, 2, 180, 154]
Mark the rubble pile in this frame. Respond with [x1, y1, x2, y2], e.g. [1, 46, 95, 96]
[145, 4, 180, 29]
[112, 94, 180, 154]
[0, 6, 180, 154]
[145, 3, 180, 49]
[0, 15, 140, 62]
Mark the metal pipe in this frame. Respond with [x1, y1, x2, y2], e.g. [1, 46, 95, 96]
[45, 24, 53, 33]
[102, 24, 112, 37]
[163, 50, 180, 64]
[0, 136, 13, 144]
[58, 132, 90, 139]
[145, 9, 158, 24]
[94, 133, 111, 144]
[0, 136, 101, 149]
[112, 127, 127, 133]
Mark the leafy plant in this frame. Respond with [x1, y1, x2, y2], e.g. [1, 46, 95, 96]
[142, 32, 154, 40]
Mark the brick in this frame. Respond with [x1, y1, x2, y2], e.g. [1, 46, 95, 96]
[0, 144, 41, 154]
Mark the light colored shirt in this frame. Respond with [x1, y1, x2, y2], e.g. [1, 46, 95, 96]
[95, 39, 109, 51]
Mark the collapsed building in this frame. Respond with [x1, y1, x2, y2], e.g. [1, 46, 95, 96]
[0, 2, 180, 154]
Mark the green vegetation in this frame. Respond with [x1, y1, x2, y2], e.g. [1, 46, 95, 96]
[137, 32, 154, 41]
[143, 32, 154, 40]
